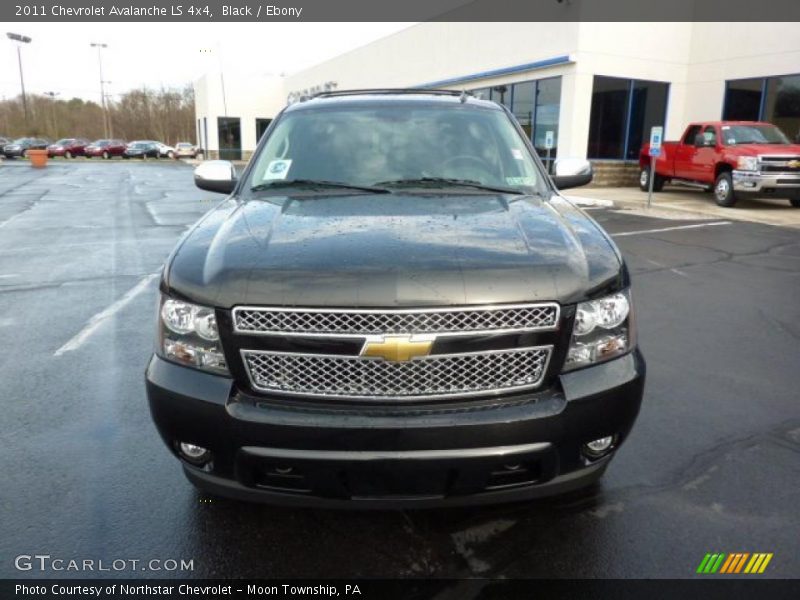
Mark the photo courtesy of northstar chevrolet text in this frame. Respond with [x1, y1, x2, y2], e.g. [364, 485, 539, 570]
[1, 0, 799, 596]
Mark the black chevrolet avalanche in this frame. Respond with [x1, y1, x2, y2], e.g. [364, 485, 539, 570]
[146, 90, 645, 507]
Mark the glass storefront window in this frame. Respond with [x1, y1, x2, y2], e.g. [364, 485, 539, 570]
[511, 82, 535, 140]
[764, 75, 800, 143]
[533, 77, 561, 159]
[470, 76, 563, 162]
[723, 74, 800, 143]
[256, 118, 272, 143]
[626, 80, 669, 160]
[723, 78, 763, 121]
[587, 76, 669, 160]
[217, 117, 241, 160]
[491, 85, 512, 108]
[587, 76, 630, 159]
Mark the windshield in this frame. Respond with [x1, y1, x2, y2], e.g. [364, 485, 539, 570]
[55, 138, 73, 145]
[246, 103, 547, 195]
[94, 140, 109, 146]
[721, 124, 790, 145]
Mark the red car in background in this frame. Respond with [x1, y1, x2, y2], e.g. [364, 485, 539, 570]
[47, 138, 90, 159]
[85, 139, 127, 159]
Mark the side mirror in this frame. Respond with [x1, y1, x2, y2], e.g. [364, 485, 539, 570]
[551, 158, 593, 191]
[194, 160, 237, 194]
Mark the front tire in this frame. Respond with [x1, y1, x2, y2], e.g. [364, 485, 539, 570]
[65, 151, 72, 159]
[713, 172, 738, 207]
[639, 166, 665, 192]
[102, 151, 109, 160]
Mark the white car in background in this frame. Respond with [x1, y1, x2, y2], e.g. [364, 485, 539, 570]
[174, 142, 202, 159]
[155, 142, 175, 158]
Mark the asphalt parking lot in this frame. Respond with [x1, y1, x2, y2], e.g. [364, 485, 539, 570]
[1, 161, 798, 579]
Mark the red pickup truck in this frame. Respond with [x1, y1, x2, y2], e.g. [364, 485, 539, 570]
[639, 121, 800, 207]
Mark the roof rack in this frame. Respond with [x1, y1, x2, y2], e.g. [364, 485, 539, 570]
[310, 88, 474, 100]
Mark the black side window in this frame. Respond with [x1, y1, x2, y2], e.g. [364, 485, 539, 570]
[683, 125, 701, 145]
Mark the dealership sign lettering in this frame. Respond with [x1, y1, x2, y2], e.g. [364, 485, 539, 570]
[287, 81, 338, 104]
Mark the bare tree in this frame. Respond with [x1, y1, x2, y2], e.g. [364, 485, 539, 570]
[0, 85, 195, 144]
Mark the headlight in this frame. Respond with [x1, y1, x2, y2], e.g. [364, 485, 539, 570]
[563, 290, 635, 372]
[157, 295, 228, 374]
[736, 156, 758, 171]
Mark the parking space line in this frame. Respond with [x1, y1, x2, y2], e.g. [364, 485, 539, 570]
[54, 272, 159, 356]
[612, 221, 732, 237]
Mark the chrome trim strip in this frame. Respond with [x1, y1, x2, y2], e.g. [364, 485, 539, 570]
[239, 345, 553, 402]
[232, 302, 561, 338]
[242, 441, 551, 461]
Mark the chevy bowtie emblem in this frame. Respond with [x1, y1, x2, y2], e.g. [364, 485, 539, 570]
[361, 335, 435, 362]
[788, 160, 800, 169]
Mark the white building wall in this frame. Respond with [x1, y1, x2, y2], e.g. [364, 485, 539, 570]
[682, 22, 800, 127]
[285, 22, 581, 92]
[194, 71, 286, 157]
[194, 22, 800, 161]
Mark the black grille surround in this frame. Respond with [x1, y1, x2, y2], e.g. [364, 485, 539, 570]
[217, 303, 574, 406]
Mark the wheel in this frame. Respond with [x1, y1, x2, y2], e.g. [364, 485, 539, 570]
[167, 151, 174, 159]
[790, 196, 800, 208]
[65, 151, 72, 159]
[102, 151, 109, 160]
[21, 149, 27, 158]
[639, 166, 664, 192]
[713, 172, 738, 207]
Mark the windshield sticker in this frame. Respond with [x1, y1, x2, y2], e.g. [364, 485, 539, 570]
[511, 148, 524, 160]
[506, 176, 536, 186]
[262, 159, 292, 181]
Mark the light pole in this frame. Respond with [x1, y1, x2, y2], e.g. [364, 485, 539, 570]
[7, 32, 32, 125]
[103, 86, 114, 137]
[90, 42, 110, 138]
[43, 91, 60, 138]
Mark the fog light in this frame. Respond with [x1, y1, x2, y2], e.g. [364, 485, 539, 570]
[583, 436, 615, 458]
[178, 442, 211, 465]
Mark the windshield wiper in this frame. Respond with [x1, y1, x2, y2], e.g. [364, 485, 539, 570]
[250, 179, 390, 194]
[375, 177, 524, 195]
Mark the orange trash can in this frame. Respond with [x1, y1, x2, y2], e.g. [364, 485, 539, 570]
[28, 149, 48, 168]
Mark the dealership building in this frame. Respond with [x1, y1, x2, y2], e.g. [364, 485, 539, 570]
[194, 22, 800, 182]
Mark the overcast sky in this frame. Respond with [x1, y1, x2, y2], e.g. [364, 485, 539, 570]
[1, 23, 413, 101]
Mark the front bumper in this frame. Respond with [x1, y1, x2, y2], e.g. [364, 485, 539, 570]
[146, 350, 645, 508]
[733, 170, 800, 195]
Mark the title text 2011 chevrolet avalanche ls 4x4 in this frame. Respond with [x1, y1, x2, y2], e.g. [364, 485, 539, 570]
[146, 90, 645, 507]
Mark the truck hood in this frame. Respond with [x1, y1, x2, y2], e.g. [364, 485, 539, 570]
[726, 144, 800, 157]
[166, 193, 625, 309]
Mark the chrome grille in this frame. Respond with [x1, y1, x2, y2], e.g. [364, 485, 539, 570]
[233, 304, 559, 336]
[759, 155, 800, 173]
[242, 347, 552, 401]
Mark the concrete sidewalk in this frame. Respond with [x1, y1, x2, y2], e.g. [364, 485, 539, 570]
[571, 185, 800, 228]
